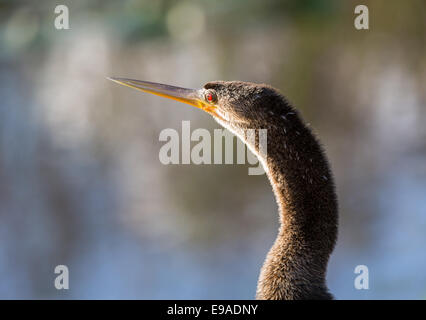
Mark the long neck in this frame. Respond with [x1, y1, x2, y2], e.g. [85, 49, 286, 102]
[253, 120, 338, 300]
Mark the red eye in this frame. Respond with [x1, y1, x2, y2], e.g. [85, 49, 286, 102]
[204, 90, 217, 103]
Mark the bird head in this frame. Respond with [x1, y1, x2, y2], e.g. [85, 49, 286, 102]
[108, 78, 296, 141]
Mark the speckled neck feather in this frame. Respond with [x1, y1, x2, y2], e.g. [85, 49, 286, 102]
[253, 109, 338, 300]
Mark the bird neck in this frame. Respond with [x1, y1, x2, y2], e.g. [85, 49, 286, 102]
[254, 122, 338, 300]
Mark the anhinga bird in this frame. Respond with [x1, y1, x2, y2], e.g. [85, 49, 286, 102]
[109, 78, 338, 300]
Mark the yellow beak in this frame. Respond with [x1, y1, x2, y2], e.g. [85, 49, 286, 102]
[108, 77, 220, 118]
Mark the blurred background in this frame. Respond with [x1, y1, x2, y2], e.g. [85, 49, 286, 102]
[0, 0, 425, 299]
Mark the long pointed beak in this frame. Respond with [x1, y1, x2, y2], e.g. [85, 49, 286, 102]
[108, 77, 220, 118]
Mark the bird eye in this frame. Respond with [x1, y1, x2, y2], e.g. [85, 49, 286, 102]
[204, 90, 217, 104]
